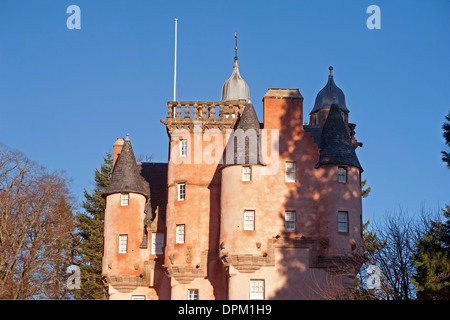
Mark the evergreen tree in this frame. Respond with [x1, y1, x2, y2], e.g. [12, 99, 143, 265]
[442, 111, 450, 168]
[411, 112, 450, 298]
[412, 205, 450, 300]
[73, 152, 113, 299]
[361, 178, 371, 199]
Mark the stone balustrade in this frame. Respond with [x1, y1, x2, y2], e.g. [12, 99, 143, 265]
[161, 100, 248, 133]
[167, 100, 246, 120]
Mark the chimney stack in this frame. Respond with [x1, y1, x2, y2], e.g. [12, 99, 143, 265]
[113, 137, 125, 166]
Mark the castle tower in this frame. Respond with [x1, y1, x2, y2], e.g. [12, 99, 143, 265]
[160, 52, 254, 299]
[314, 103, 363, 257]
[102, 136, 152, 299]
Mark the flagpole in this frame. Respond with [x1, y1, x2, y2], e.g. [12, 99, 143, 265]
[173, 18, 178, 102]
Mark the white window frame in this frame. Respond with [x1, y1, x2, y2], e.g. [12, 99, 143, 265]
[244, 210, 255, 231]
[338, 167, 347, 183]
[285, 211, 296, 232]
[285, 162, 296, 183]
[250, 280, 264, 300]
[180, 139, 188, 157]
[242, 166, 252, 181]
[118, 234, 128, 254]
[120, 193, 129, 206]
[338, 211, 349, 233]
[151, 233, 164, 255]
[176, 224, 185, 244]
[187, 289, 199, 300]
[178, 183, 186, 201]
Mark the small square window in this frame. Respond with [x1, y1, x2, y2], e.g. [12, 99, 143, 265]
[118, 234, 128, 254]
[338, 167, 347, 183]
[242, 166, 252, 181]
[187, 289, 199, 300]
[338, 211, 349, 233]
[244, 210, 255, 231]
[180, 139, 188, 157]
[178, 183, 186, 201]
[120, 193, 129, 206]
[250, 280, 264, 300]
[151, 233, 164, 255]
[176, 224, 185, 244]
[285, 162, 296, 183]
[285, 211, 296, 232]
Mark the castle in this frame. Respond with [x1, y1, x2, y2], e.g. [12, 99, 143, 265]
[101, 47, 364, 300]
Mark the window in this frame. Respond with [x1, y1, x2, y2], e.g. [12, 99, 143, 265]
[285, 162, 296, 183]
[118, 234, 128, 254]
[180, 139, 188, 157]
[178, 183, 185, 201]
[120, 193, 129, 206]
[244, 210, 255, 231]
[338, 167, 347, 183]
[176, 224, 185, 244]
[285, 211, 296, 232]
[250, 280, 264, 299]
[131, 295, 145, 300]
[242, 166, 252, 181]
[187, 289, 199, 300]
[151, 233, 164, 255]
[338, 211, 349, 233]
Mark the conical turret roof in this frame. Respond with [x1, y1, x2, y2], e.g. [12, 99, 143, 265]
[103, 136, 150, 199]
[316, 104, 362, 171]
[223, 100, 264, 166]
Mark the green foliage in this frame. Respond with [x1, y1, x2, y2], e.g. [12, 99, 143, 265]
[73, 152, 113, 299]
[361, 179, 371, 198]
[412, 205, 450, 300]
[442, 111, 450, 168]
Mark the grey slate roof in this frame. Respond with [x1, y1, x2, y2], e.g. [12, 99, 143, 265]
[315, 104, 363, 171]
[303, 125, 322, 147]
[104, 139, 150, 199]
[223, 101, 265, 166]
[139, 162, 168, 216]
[310, 72, 349, 115]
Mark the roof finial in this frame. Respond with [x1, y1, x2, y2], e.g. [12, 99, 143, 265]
[125, 133, 130, 141]
[234, 30, 238, 62]
[329, 66, 333, 77]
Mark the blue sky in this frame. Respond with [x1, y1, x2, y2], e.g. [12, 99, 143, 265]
[0, 0, 449, 224]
